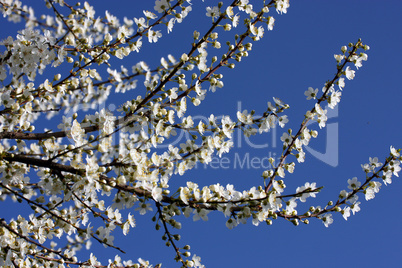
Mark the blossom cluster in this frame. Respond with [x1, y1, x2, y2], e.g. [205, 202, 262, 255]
[0, 0, 398, 267]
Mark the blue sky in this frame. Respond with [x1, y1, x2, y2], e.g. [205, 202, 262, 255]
[1, 1, 402, 267]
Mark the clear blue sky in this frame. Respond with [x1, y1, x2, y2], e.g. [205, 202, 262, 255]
[1, 1, 402, 267]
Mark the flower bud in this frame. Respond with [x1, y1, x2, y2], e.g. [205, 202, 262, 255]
[210, 32, 218, 39]
[181, 53, 189, 62]
[341, 46, 347, 53]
